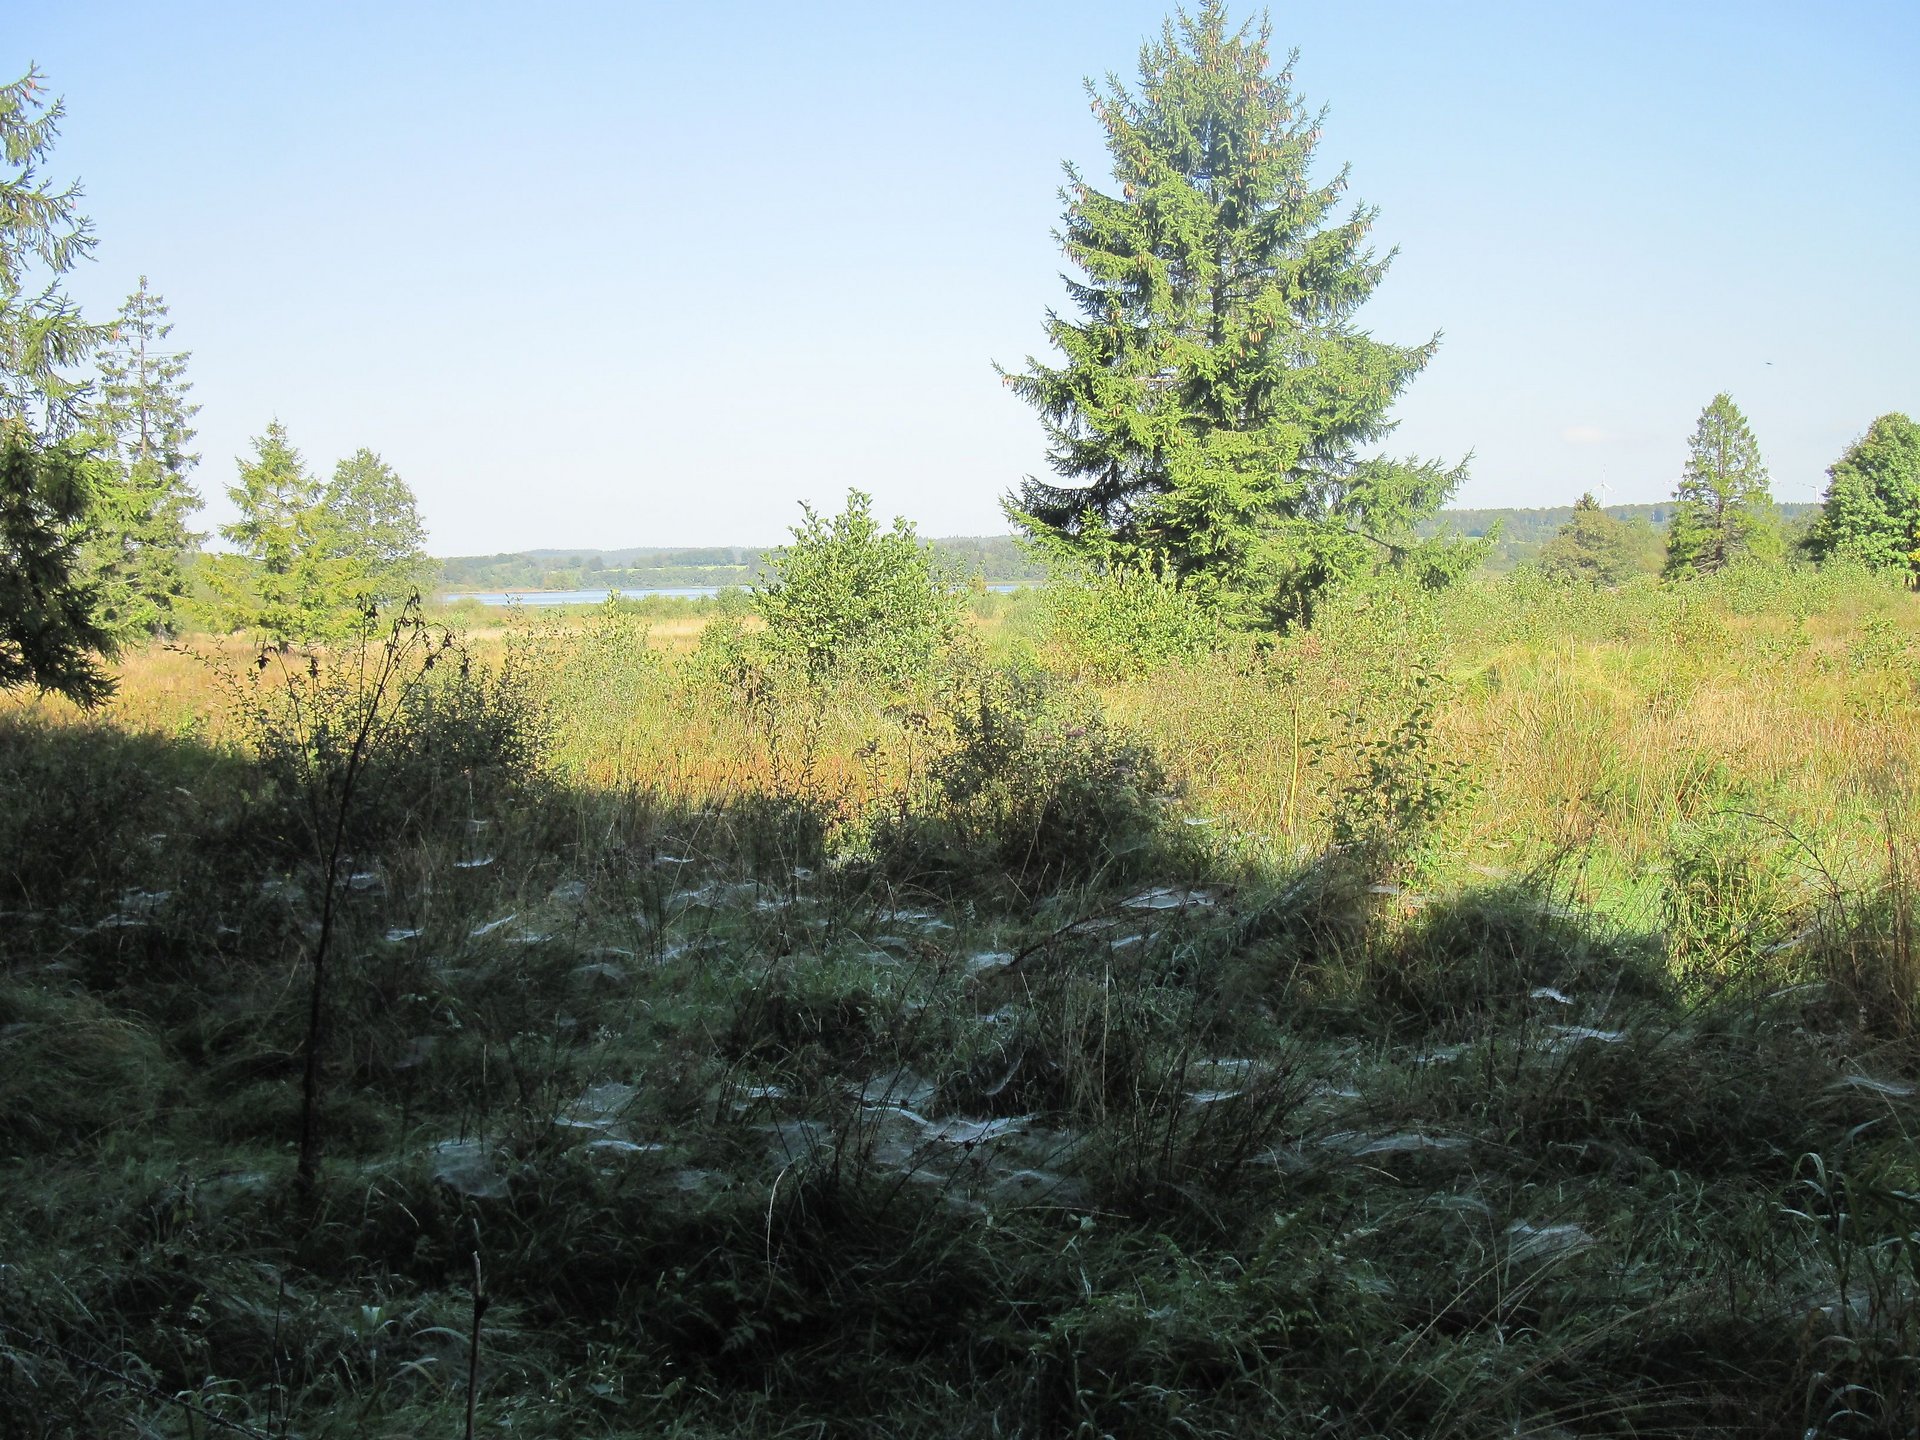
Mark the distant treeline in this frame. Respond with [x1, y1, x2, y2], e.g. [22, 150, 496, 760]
[439, 535, 1052, 591]
[438, 504, 1826, 591]
[1420, 501, 1819, 571]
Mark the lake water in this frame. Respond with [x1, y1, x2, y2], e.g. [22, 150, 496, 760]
[447, 583, 1029, 607]
[448, 587, 722, 606]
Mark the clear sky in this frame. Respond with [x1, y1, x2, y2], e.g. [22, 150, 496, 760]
[15, 1, 1919, 554]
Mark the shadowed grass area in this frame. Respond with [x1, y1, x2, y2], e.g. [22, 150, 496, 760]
[4, 566, 1919, 1437]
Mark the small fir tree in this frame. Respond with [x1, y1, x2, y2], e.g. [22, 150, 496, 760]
[216, 421, 331, 644]
[317, 448, 431, 610]
[85, 276, 203, 636]
[1002, 3, 1473, 627]
[0, 422, 114, 703]
[1663, 393, 1780, 577]
[1809, 413, 1920, 584]
[1538, 494, 1639, 585]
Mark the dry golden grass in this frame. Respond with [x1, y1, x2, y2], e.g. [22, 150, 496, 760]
[22, 568, 1917, 911]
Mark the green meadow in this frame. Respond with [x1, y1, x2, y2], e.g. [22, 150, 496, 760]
[5, 559, 1919, 1438]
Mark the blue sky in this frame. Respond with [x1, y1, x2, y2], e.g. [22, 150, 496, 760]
[15, 1, 1919, 553]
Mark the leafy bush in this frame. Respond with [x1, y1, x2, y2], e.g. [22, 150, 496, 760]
[875, 661, 1175, 887]
[235, 605, 547, 855]
[1038, 561, 1219, 681]
[754, 489, 961, 687]
[1328, 661, 1467, 882]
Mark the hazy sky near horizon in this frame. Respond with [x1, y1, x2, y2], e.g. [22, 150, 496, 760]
[16, 1, 1919, 554]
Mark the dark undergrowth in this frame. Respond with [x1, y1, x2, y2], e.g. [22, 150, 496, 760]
[2, 703, 1918, 1439]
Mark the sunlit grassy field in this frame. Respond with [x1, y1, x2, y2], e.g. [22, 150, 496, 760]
[3, 566, 1918, 1437]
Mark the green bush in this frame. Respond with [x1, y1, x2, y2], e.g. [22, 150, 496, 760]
[1039, 562, 1218, 681]
[754, 489, 961, 688]
[1328, 661, 1467, 882]
[236, 608, 547, 855]
[875, 661, 1175, 887]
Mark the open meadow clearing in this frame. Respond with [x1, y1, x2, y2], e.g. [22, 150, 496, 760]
[5, 565, 1919, 1436]
[6, 2, 1920, 1432]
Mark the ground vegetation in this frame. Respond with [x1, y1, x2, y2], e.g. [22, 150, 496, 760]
[6, 22, 1920, 1440]
[5, 559, 1920, 1437]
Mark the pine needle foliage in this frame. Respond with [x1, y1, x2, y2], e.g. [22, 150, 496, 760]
[215, 426, 432, 643]
[0, 68, 115, 703]
[0, 423, 115, 704]
[0, 67, 108, 439]
[1663, 393, 1779, 577]
[1002, 2, 1474, 628]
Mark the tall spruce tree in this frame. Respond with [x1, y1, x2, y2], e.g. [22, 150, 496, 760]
[85, 276, 203, 636]
[1, 67, 115, 702]
[217, 421, 331, 644]
[1809, 413, 1920, 584]
[1002, 3, 1472, 627]
[318, 448, 431, 609]
[1663, 394, 1779, 577]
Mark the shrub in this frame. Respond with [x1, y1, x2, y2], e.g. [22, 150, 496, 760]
[235, 603, 547, 856]
[1328, 661, 1466, 882]
[754, 489, 961, 688]
[875, 661, 1175, 888]
[1038, 562, 1218, 681]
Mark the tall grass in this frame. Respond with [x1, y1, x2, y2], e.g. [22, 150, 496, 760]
[2, 562, 1917, 1435]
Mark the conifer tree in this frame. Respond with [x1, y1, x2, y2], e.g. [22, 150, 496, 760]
[85, 276, 203, 636]
[1002, 3, 1473, 627]
[216, 421, 331, 644]
[0, 68, 108, 438]
[317, 448, 431, 609]
[1, 67, 114, 702]
[1809, 413, 1920, 584]
[1663, 394, 1779, 577]
[0, 423, 114, 703]
[1538, 494, 1638, 585]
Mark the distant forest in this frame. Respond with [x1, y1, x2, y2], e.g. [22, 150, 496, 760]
[438, 504, 1822, 590]
[438, 535, 1052, 591]
[1419, 501, 1819, 572]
